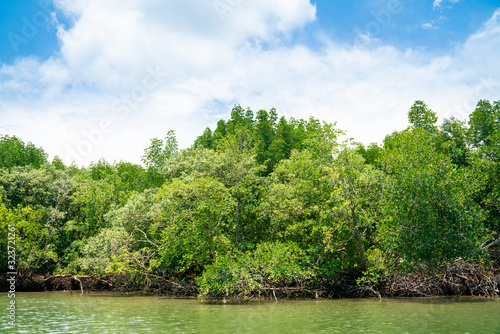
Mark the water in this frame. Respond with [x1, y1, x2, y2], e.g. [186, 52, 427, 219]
[2, 292, 500, 333]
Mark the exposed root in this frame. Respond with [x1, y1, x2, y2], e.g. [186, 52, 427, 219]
[73, 276, 84, 294]
[4, 260, 499, 300]
[382, 261, 500, 298]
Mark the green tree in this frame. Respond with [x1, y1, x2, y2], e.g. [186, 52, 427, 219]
[437, 117, 470, 166]
[355, 142, 384, 168]
[163, 147, 221, 182]
[76, 227, 129, 276]
[197, 241, 314, 297]
[142, 130, 178, 170]
[213, 137, 263, 247]
[115, 161, 150, 193]
[468, 100, 500, 150]
[467, 100, 500, 240]
[263, 149, 353, 278]
[211, 119, 227, 149]
[268, 116, 293, 167]
[330, 147, 385, 272]
[0, 135, 48, 169]
[69, 176, 118, 239]
[254, 109, 275, 175]
[0, 196, 54, 273]
[0, 163, 79, 272]
[193, 127, 213, 149]
[155, 177, 236, 274]
[408, 100, 438, 133]
[264, 149, 332, 245]
[89, 189, 164, 276]
[382, 128, 486, 267]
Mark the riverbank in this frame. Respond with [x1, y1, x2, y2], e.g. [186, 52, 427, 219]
[2, 262, 499, 300]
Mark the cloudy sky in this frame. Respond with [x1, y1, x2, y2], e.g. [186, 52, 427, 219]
[0, 0, 499, 166]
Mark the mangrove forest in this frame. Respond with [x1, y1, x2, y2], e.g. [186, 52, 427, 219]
[1, 100, 500, 300]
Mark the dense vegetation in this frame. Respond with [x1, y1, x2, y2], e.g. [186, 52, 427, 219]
[1, 101, 499, 298]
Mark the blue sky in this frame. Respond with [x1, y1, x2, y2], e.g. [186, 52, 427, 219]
[0, 0, 499, 165]
[1, 1, 498, 62]
[314, 1, 498, 50]
[0, 1, 58, 63]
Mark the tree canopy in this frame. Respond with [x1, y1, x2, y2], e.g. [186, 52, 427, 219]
[1, 101, 499, 298]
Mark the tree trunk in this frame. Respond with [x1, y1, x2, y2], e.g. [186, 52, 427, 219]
[351, 206, 366, 272]
[236, 201, 241, 246]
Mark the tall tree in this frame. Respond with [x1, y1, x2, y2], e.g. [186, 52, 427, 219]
[214, 136, 262, 247]
[382, 128, 486, 267]
[0, 135, 48, 169]
[408, 100, 438, 133]
[437, 117, 470, 166]
[331, 147, 385, 272]
[193, 127, 213, 149]
[141, 130, 178, 170]
[211, 119, 227, 149]
[468, 100, 500, 237]
[268, 116, 293, 166]
[254, 109, 275, 174]
[155, 177, 236, 273]
[468, 100, 499, 149]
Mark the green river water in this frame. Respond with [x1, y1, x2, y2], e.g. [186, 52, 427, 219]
[2, 292, 500, 333]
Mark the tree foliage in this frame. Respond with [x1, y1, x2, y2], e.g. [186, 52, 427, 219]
[408, 100, 438, 133]
[382, 128, 486, 267]
[0, 135, 48, 169]
[2, 101, 499, 295]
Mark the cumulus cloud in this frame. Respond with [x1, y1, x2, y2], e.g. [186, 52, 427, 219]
[0, 1, 499, 165]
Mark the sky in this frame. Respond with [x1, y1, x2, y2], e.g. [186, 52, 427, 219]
[0, 0, 499, 166]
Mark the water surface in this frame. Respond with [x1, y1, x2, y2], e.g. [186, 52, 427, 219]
[2, 292, 500, 333]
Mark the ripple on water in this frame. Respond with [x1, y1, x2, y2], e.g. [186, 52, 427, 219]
[2, 293, 500, 333]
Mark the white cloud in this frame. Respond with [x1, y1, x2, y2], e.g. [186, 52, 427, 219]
[433, 0, 462, 10]
[422, 16, 448, 29]
[0, 2, 499, 166]
[433, 0, 444, 10]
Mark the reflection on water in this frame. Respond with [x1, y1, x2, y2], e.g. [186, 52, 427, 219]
[2, 292, 500, 333]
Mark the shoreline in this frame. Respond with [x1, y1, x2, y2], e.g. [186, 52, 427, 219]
[2, 265, 499, 301]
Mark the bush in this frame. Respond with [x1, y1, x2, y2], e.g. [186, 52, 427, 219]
[197, 242, 315, 297]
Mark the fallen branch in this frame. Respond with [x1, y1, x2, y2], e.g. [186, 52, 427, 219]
[482, 237, 500, 250]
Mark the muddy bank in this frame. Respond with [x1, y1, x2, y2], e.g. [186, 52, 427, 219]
[381, 262, 500, 298]
[0, 273, 198, 296]
[2, 262, 499, 299]
[0, 274, 112, 293]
